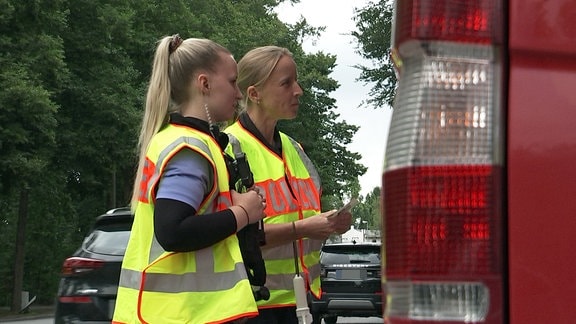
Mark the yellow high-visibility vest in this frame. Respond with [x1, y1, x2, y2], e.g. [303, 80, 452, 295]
[225, 122, 323, 308]
[113, 123, 257, 324]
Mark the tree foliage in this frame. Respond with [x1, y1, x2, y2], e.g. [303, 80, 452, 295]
[0, 0, 70, 309]
[353, 187, 382, 231]
[352, 0, 397, 108]
[0, 0, 367, 307]
[0, 0, 66, 192]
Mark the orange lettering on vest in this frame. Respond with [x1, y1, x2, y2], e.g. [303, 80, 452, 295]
[139, 157, 156, 203]
[260, 179, 287, 215]
[257, 177, 320, 216]
[290, 177, 321, 211]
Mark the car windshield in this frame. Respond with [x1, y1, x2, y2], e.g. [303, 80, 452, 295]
[83, 224, 131, 256]
[321, 245, 380, 265]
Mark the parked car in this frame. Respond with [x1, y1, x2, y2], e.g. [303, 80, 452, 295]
[54, 207, 133, 324]
[309, 242, 383, 324]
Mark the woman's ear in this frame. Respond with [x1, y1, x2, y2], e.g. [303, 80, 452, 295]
[197, 74, 210, 94]
[247, 85, 260, 104]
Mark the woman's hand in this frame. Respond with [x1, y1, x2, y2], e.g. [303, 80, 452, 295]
[231, 189, 266, 225]
[331, 210, 352, 234]
[297, 209, 352, 240]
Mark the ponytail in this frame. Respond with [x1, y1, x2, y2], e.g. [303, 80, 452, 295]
[130, 36, 173, 207]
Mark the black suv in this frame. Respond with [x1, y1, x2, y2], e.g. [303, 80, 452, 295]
[54, 207, 133, 324]
[309, 242, 383, 324]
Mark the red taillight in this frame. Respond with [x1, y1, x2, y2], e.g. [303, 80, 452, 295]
[394, 0, 501, 46]
[61, 257, 104, 275]
[386, 165, 501, 276]
[384, 0, 505, 323]
[58, 296, 92, 303]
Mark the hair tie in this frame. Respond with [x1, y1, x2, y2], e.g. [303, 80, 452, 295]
[169, 34, 183, 54]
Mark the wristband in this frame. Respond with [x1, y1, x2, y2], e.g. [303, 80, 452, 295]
[237, 205, 250, 225]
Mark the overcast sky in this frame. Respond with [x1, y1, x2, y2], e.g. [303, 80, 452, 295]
[275, 0, 393, 197]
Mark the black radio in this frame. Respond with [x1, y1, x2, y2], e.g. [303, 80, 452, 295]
[225, 152, 269, 301]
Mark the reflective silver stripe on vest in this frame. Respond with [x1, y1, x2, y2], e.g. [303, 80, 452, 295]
[119, 261, 247, 293]
[265, 263, 321, 290]
[145, 136, 213, 202]
[287, 137, 321, 190]
[262, 239, 322, 261]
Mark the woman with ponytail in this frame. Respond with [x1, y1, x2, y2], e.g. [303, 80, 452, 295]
[112, 35, 266, 324]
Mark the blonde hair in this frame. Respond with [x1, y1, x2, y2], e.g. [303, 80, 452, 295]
[131, 36, 230, 207]
[237, 46, 293, 110]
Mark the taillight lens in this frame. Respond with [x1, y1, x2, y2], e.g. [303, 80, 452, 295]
[384, 0, 504, 323]
[62, 257, 104, 275]
[386, 165, 501, 276]
[393, 0, 502, 46]
[58, 296, 92, 303]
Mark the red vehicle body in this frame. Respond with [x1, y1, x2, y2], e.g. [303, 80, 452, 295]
[382, 0, 576, 323]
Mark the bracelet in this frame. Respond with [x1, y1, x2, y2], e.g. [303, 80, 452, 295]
[292, 221, 298, 240]
[237, 205, 250, 225]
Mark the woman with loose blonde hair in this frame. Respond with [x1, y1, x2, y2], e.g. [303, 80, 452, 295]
[113, 35, 266, 324]
[225, 46, 352, 324]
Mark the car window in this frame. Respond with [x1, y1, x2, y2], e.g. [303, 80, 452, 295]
[83, 224, 131, 256]
[322, 253, 351, 264]
[321, 245, 380, 265]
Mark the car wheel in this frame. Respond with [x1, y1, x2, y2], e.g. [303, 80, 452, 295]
[324, 316, 337, 324]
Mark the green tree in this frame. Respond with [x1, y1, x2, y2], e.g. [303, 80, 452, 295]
[351, 187, 381, 231]
[366, 187, 382, 230]
[352, 0, 396, 108]
[0, 0, 370, 307]
[0, 0, 69, 311]
[56, 0, 141, 227]
[350, 0, 397, 244]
